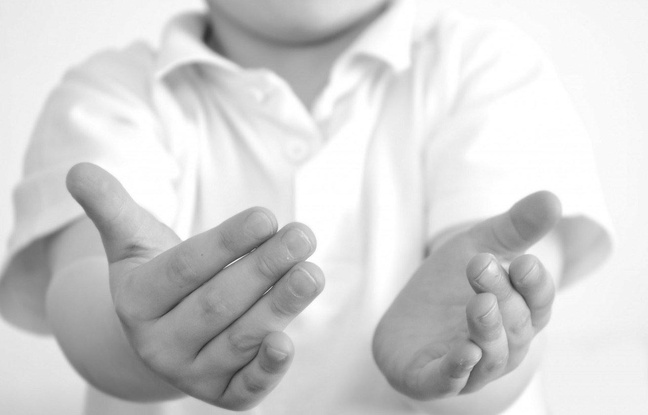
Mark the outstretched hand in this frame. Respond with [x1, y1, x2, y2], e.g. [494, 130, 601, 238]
[66, 163, 324, 410]
[373, 192, 561, 400]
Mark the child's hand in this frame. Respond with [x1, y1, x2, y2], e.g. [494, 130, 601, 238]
[66, 163, 324, 410]
[373, 192, 561, 400]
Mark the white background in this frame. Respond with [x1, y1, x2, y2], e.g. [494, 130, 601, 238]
[1, 0, 647, 413]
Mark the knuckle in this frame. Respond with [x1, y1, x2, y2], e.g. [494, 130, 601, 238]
[214, 227, 240, 257]
[117, 218, 161, 259]
[269, 296, 300, 319]
[445, 358, 473, 380]
[479, 324, 504, 342]
[508, 310, 533, 338]
[137, 343, 176, 377]
[227, 329, 261, 357]
[255, 253, 279, 282]
[445, 362, 465, 380]
[167, 248, 199, 289]
[120, 239, 148, 259]
[482, 352, 508, 374]
[199, 286, 232, 321]
[495, 277, 514, 301]
[242, 373, 268, 395]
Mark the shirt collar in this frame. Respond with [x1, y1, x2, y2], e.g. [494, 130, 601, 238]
[155, 13, 235, 79]
[154, 0, 416, 79]
[338, 0, 416, 72]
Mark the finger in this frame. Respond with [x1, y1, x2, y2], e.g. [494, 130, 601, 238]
[509, 255, 556, 331]
[216, 332, 293, 411]
[66, 162, 179, 263]
[469, 191, 562, 258]
[116, 207, 278, 320]
[467, 254, 534, 368]
[162, 223, 316, 351]
[462, 294, 509, 393]
[194, 262, 324, 371]
[411, 341, 482, 399]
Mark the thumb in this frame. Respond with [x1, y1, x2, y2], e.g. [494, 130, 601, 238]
[470, 191, 562, 257]
[66, 162, 178, 263]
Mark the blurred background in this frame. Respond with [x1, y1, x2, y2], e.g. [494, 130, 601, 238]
[1, 0, 646, 413]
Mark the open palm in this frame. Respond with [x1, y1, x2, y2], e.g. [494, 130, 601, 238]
[373, 192, 561, 399]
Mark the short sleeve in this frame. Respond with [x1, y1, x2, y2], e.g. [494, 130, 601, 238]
[0, 43, 180, 333]
[424, 17, 613, 283]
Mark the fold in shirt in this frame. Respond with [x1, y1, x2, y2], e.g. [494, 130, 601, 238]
[0, 1, 612, 413]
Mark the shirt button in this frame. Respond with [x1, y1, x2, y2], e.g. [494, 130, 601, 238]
[285, 140, 310, 162]
[250, 86, 276, 103]
[250, 88, 266, 102]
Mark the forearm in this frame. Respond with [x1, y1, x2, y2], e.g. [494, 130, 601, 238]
[45, 256, 183, 401]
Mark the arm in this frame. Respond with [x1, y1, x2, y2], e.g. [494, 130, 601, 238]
[44, 163, 325, 409]
[373, 192, 563, 414]
[45, 217, 183, 401]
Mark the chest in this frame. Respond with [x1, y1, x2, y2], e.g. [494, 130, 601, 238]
[173, 66, 420, 228]
[161, 65, 429, 324]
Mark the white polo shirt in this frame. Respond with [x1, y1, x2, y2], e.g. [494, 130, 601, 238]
[1, 0, 612, 413]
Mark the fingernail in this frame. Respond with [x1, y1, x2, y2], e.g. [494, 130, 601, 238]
[282, 228, 311, 259]
[246, 211, 274, 239]
[518, 262, 539, 286]
[479, 302, 499, 325]
[474, 259, 499, 287]
[289, 268, 318, 298]
[266, 345, 289, 362]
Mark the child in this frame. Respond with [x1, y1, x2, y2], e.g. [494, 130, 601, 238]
[0, 0, 612, 413]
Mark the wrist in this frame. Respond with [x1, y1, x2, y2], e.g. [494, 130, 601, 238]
[46, 257, 183, 402]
